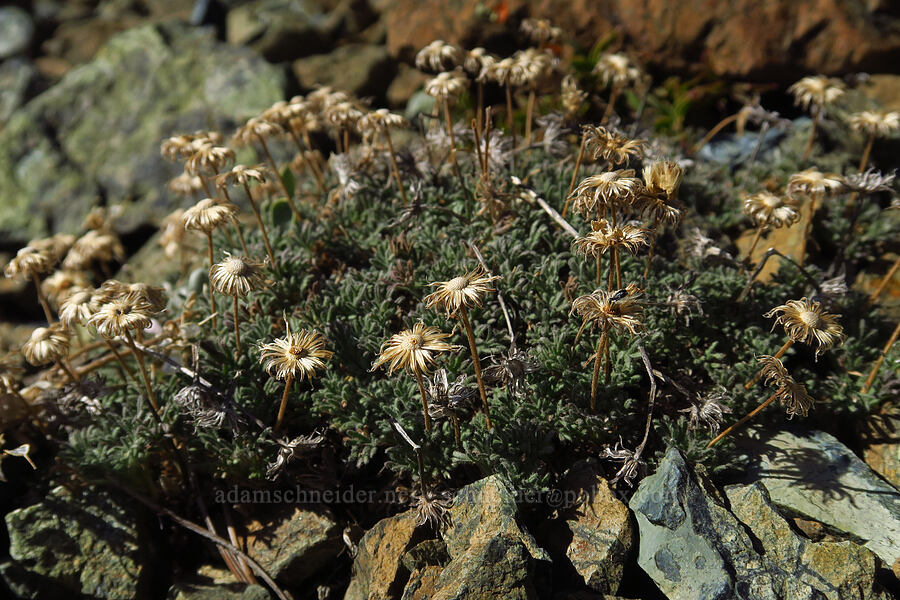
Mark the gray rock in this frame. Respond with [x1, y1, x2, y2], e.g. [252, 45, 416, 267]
[244, 506, 342, 585]
[344, 509, 420, 600]
[293, 43, 394, 102]
[2, 485, 152, 599]
[0, 7, 34, 59]
[427, 475, 551, 600]
[630, 447, 780, 600]
[0, 58, 37, 125]
[739, 428, 900, 568]
[0, 21, 284, 242]
[725, 482, 890, 600]
[167, 581, 270, 600]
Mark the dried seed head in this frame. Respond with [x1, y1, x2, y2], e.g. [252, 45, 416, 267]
[841, 169, 895, 194]
[570, 170, 642, 218]
[59, 289, 95, 327]
[23, 324, 71, 366]
[88, 298, 153, 338]
[370, 322, 456, 376]
[62, 230, 125, 270]
[764, 297, 845, 359]
[848, 110, 900, 137]
[29, 234, 76, 263]
[168, 172, 204, 197]
[5, 246, 57, 280]
[209, 253, 266, 297]
[358, 109, 407, 134]
[464, 47, 497, 78]
[416, 40, 463, 73]
[787, 168, 843, 198]
[788, 75, 845, 111]
[520, 17, 562, 44]
[639, 161, 684, 224]
[484, 57, 528, 87]
[511, 48, 555, 84]
[259, 318, 332, 382]
[582, 125, 646, 165]
[232, 117, 283, 146]
[159, 209, 186, 259]
[185, 143, 235, 176]
[573, 219, 650, 257]
[561, 75, 587, 119]
[425, 70, 469, 102]
[423, 267, 499, 315]
[593, 53, 643, 88]
[571, 285, 644, 336]
[182, 198, 238, 234]
[41, 270, 91, 306]
[758, 355, 815, 418]
[743, 191, 801, 228]
[482, 348, 539, 397]
[681, 387, 731, 434]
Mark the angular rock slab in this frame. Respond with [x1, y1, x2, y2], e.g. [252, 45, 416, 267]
[740, 428, 900, 567]
[564, 476, 635, 594]
[430, 475, 551, 600]
[245, 506, 342, 585]
[630, 447, 782, 600]
[0, 21, 284, 241]
[344, 509, 420, 600]
[3, 485, 151, 599]
[725, 483, 890, 600]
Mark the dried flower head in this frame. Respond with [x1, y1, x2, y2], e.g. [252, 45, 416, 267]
[412, 488, 453, 528]
[168, 172, 204, 197]
[30, 233, 76, 262]
[573, 219, 650, 258]
[583, 125, 646, 166]
[841, 169, 895, 194]
[571, 284, 644, 337]
[512, 48, 554, 84]
[464, 47, 496, 78]
[424, 268, 499, 315]
[259, 319, 332, 382]
[358, 109, 407, 135]
[520, 17, 562, 44]
[185, 143, 235, 175]
[416, 40, 463, 73]
[570, 170, 642, 218]
[680, 227, 733, 262]
[232, 118, 283, 147]
[593, 53, 642, 88]
[266, 432, 325, 480]
[159, 208, 186, 259]
[426, 369, 476, 419]
[182, 198, 238, 234]
[59, 289, 95, 326]
[484, 57, 528, 87]
[601, 438, 644, 486]
[561, 75, 587, 119]
[681, 387, 731, 434]
[62, 230, 125, 270]
[371, 322, 455, 375]
[88, 299, 153, 338]
[639, 161, 684, 224]
[764, 297, 845, 358]
[210, 254, 266, 297]
[743, 191, 802, 228]
[5, 246, 56, 279]
[425, 70, 468, 102]
[172, 384, 240, 431]
[848, 110, 900, 138]
[482, 348, 539, 397]
[23, 324, 71, 365]
[787, 168, 843, 198]
[758, 355, 815, 418]
[41, 270, 91, 306]
[788, 76, 845, 112]
[324, 100, 365, 132]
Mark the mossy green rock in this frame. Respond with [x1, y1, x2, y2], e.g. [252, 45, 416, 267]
[167, 582, 271, 600]
[2, 485, 151, 599]
[428, 475, 551, 600]
[0, 20, 284, 242]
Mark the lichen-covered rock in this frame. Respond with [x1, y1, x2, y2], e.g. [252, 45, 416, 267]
[244, 506, 343, 585]
[725, 483, 890, 600]
[0, 58, 37, 125]
[0, 7, 33, 59]
[2, 485, 152, 599]
[400, 566, 442, 600]
[861, 402, 900, 490]
[739, 428, 900, 567]
[0, 20, 284, 242]
[167, 581, 270, 600]
[563, 475, 634, 594]
[344, 509, 420, 600]
[226, 0, 334, 62]
[428, 475, 551, 600]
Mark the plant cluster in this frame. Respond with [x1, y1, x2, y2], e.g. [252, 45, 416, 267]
[1, 25, 899, 594]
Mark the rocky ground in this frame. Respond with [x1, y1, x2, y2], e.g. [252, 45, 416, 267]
[1, 1, 900, 600]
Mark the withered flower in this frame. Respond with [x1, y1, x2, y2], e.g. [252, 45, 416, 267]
[561, 75, 587, 120]
[210, 254, 266, 355]
[62, 230, 125, 271]
[570, 170, 642, 220]
[520, 17, 562, 44]
[574, 219, 649, 288]
[764, 297, 845, 359]
[416, 40, 462, 73]
[5, 246, 59, 324]
[41, 270, 90, 307]
[259, 317, 332, 431]
[23, 323, 79, 383]
[743, 191, 802, 229]
[59, 289, 95, 327]
[788, 75, 845, 160]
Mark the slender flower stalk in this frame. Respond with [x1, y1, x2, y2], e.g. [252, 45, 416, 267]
[233, 118, 300, 220]
[5, 246, 58, 324]
[218, 165, 277, 266]
[593, 53, 643, 124]
[210, 254, 266, 356]
[788, 76, 845, 161]
[711, 355, 814, 447]
[371, 322, 456, 432]
[359, 109, 409, 204]
[424, 268, 499, 429]
[861, 320, 900, 394]
[259, 317, 332, 431]
[787, 169, 842, 266]
[425, 71, 467, 179]
[183, 199, 238, 327]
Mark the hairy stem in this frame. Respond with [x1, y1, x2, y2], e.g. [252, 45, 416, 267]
[460, 305, 492, 429]
[241, 182, 276, 266]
